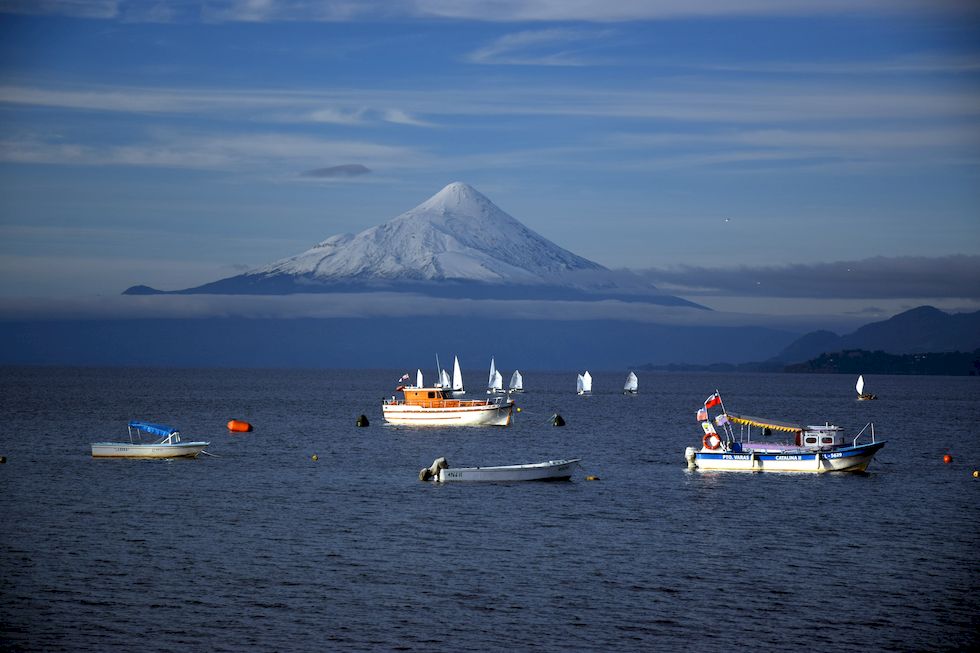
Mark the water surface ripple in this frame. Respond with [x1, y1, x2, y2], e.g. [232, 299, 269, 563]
[1, 368, 977, 651]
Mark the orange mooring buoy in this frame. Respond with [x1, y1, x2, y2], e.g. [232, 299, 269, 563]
[943, 454, 953, 464]
[227, 419, 253, 433]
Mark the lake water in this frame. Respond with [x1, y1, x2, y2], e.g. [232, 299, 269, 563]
[1, 367, 978, 652]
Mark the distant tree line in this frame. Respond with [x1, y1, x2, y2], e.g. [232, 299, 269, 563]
[784, 349, 980, 376]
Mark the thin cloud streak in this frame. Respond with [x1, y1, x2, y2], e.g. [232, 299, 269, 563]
[466, 28, 615, 66]
[0, 132, 425, 171]
[0, 292, 859, 331]
[640, 256, 980, 300]
[3, 1, 973, 22]
[4, 81, 978, 124]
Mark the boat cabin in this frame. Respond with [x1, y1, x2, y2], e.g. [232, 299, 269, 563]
[386, 386, 486, 408]
[801, 424, 845, 448]
[720, 414, 847, 451]
[403, 387, 452, 404]
[383, 384, 512, 410]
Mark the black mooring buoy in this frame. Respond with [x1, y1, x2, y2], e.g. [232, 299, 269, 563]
[552, 414, 565, 427]
[356, 414, 370, 427]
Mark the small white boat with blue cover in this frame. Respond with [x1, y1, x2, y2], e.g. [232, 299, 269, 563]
[91, 421, 210, 459]
[685, 391, 884, 473]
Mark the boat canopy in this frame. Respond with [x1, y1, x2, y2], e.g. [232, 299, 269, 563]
[725, 413, 802, 433]
[129, 420, 179, 437]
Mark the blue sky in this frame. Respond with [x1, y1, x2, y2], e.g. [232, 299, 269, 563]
[0, 0, 978, 325]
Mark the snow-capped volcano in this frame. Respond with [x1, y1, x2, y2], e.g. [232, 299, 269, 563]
[124, 182, 704, 309]
[255, 182, 604, 283]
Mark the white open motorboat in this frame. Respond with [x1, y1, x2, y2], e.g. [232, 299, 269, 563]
[91, 421, 210, 459]
[420, 457, 581, 482]
[685, 391, 884, 473]
[383, 383, 513, 426]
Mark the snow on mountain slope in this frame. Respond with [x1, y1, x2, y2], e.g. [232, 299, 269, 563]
[254, 182, 605, 284]
[123, 182, 706, 309]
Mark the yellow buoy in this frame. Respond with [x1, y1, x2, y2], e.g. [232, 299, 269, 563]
[516, 407, 522, 413]
[311, 454, 318, 461]
[973, 470, 978, 478]
[586, 475, 600, 481]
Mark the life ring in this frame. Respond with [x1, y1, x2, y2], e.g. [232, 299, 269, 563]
[703, 433, 721, 450]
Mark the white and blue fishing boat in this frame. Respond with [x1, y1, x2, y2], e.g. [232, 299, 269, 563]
[685, 391, 884, 473]
[91, 421, 210, 459]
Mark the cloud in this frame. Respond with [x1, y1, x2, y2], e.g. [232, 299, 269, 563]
[381, 109, 435, 127]
[0, 132, 422, 172]
[6, 80, 977, 127]
[413, 0, 973, 22]
[0, 292, 794, 328]
[466, 28, 614, 66]
[301, 163, 371, 178]
[638, 255, 980, 300]
[4, 0, 974, 22]
[307, 107, 366, 125]
[0, 0, 118, 18]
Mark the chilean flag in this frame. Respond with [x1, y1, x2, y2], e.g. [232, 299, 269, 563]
[696, 408, 708, 421]
[704, 392, 722, 409]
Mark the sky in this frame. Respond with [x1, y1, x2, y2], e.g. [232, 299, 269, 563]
[0, 0, 978, 329]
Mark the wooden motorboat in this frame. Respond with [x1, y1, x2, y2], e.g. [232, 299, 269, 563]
[383, 385, 513, 426]
[686, 391, 884, 473]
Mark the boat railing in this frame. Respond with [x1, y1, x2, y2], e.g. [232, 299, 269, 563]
[853, 422, 876, 447]
[384, 396, 507, 409]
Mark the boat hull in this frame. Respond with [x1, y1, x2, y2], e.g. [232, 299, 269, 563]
[91, 442, 210, 458]
[382, 402, 513, 426]
[688, 442, 885, 473]
[437, 459, 580, 482]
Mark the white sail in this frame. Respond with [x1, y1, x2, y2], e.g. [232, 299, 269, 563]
[440, 368, 451, 388]
[488, 357, 496, 388]
[490, 370, 503, 391]
[856, 375, 865, 395]
[509, 370, 523, 391]
[582, 371, 592, 393]
[416, 369, 423, 388]
[624, 371, 638, 393]
[452, 356, 464, 391]
[576, 373, 584, 393]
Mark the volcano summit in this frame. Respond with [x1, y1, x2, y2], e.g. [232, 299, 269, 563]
[125, 182, 702, 308]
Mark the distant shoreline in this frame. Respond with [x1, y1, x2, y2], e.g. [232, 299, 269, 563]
[638, 348, 980, 376]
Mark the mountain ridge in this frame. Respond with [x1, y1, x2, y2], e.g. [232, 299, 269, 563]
[123, 182, 704, 308]
[771, 306, 980, 363]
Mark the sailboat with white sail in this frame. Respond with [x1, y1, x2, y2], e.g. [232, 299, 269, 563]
[623, 371, 638, 395]
[451, 355, 465, 396]
[856, 374, 877, 401]
[509, 370, 524, 393]
[487, 357, 504, 394]
[577, 371, 592, 395]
